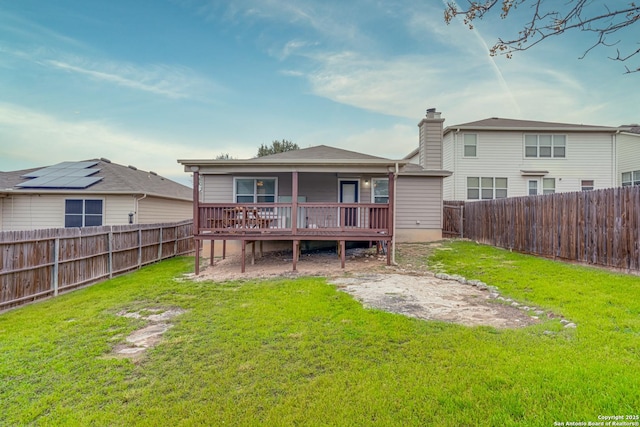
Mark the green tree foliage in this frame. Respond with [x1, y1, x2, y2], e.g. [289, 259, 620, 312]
[215, 153, 235, 160]
[256, 139, 299, 157]
[444, 0, 640, 73]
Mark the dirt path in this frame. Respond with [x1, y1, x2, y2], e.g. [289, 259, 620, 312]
[190, 244, 540, 328]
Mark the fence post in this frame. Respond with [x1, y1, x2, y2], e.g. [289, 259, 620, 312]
[138, 227, 142, 268]
[459, 205, 464, 238]
[158, 226, 163, 261]
[174, 224, 178, 256]
[53, 238, 60, 297]
[108, 229, 113, 279]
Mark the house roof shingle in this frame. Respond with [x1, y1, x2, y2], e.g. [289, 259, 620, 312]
[445, 117, 621, 133]
[249, 145, 388, 161]
[0, 159, 192, 201]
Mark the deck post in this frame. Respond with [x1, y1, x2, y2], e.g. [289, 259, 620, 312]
[195, 238, 200, 275]
[388, 171, 395, 265]
[340, 240, 346, 268]
[293, 240, 299, 271]
[251, 241, 256, 265]
[210, 240, 215, 266]
[223, 240, 226, 259]
[241, 240, 246, 273]
[192, 169, 200, 275]
[292, 171, 299, 235]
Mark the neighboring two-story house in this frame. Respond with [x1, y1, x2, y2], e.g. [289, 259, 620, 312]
[406, 110, 640, 201]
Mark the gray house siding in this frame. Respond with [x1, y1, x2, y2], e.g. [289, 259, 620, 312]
[396, 176, 442, 229]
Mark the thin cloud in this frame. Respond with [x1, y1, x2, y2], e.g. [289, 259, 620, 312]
[0, 10, 87, 49]
[44, 59, 213, 100]
[0, 103, 197, 182]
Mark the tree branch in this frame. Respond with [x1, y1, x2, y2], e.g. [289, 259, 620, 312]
[445, 0, 640, 73]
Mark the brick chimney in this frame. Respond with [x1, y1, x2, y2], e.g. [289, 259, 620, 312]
[417, 108, 444, 170]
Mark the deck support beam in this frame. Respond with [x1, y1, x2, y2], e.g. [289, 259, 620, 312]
[210, 240, 215, 266]
[340, 240, 346, 268]
[293, 240, 299, 271]
[241, 240, 246, 273]
[195, 238, 200, 275]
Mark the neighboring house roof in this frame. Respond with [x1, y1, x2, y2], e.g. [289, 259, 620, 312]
[444, 117, 622, 133]
[620, 124, 640, 134]
[179, 144, 452, 177]
[0, 158, 192, 201]
[404, 117, 631, 159]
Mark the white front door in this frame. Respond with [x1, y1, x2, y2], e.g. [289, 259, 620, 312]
[339, 180, 359, 227]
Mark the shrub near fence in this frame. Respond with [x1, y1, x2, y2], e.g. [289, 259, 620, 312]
[0, 220, 194, 310]
[456, 186, 640, 271]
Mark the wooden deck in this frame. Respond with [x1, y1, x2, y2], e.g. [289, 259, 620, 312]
[193, 202, 392, 273]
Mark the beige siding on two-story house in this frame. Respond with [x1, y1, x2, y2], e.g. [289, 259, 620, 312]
[443, 131, 616, 200]
[617, 133, 640, 185]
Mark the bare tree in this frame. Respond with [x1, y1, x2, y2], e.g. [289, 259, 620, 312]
[444, 0, 640, 73]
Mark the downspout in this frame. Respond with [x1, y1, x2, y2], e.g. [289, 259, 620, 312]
[392, 162, 398, 265]
[612, 131, 619, 186]
[454, 129, 460, 200]
[134, 193, 147, 224]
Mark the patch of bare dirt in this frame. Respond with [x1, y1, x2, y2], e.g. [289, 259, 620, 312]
[110, 307, 186, 361]
[188, 244, 540, 329]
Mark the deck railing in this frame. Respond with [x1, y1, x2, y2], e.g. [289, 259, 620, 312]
[197, 203, 390, 235]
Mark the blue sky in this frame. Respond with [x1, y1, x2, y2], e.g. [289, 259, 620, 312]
[1, 0, 637, 186]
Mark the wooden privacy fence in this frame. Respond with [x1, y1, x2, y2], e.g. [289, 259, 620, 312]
[454, 186, 640, 271]
[443, 201, 465, 238]
[0, 220, 194, 310]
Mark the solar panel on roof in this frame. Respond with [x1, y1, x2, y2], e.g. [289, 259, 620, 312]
[17, 161, 103, 189]
[17, 176, 103, 189]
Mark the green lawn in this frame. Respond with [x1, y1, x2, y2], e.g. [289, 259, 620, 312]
[1, 242, 639, 426]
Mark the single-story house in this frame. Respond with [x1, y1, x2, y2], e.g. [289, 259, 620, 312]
[0, 158, 193, 231]
[178, 112, 451, 273]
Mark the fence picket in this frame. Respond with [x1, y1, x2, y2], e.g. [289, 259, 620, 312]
[0, 220, 194, 310]
[445, 186, 640, 272]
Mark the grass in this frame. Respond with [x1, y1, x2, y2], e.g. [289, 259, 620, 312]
[1, 243, 639, 426]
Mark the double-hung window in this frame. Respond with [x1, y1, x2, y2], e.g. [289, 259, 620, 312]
[234, 178, 277, 203]
[467, 177, 507, 200]
[543, 178, 556, 195]
[622, 171, 640, 187]
[463, 134, 477, 157]
[372, 178, 389, 203]
[525, 135, 566, 158]
[581, 180, 594, 191]
[65, 199, 103, 227]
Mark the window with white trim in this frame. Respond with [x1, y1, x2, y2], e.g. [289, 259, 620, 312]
[234, 178, 277, 203]
[528, 180, 538, 196]
[65, 199, 103, 227]
[543, 178, 556, 195]
[463, 134, 477, 157]
[371, 178, 389, 203]
[524, 135, 566, 158]
[467, 177, 507, 200]
[622, 171, 640, 187]
[581, 180, 594, 191]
